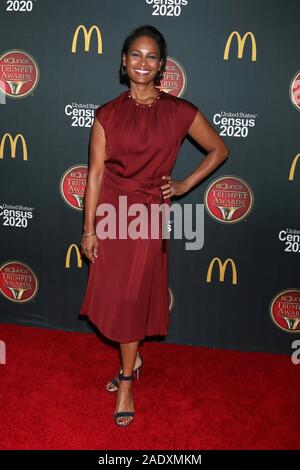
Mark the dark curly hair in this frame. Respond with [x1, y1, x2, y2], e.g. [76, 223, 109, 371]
[119, 25, 167, 87]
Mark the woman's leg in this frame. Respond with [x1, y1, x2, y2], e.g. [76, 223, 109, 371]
[114, 340, 139, 425]
[106, 342, 143, 392]
[120, 340, 139, 375]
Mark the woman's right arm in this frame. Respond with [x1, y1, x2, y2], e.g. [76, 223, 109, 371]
[80, 117, 107, 264]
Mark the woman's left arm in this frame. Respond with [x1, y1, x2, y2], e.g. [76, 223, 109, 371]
[161, 111, 229, 199]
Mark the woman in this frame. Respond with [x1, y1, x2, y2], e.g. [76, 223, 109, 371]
[80, 25, 229, 427]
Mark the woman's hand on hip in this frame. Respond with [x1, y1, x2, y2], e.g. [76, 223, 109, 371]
[160, 175, 188, 200]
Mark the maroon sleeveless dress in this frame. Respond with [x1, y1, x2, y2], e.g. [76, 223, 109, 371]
[80, 89, 198, 343]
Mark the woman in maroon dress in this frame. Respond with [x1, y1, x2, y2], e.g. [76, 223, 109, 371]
[80, 25, 229, 427]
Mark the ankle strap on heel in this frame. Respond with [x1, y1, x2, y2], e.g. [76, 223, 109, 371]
[119, 373, 134, 381]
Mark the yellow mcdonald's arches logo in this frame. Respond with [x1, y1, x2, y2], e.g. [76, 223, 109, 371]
[65, 244, 83, 268]
[0, 133, 28, 161]
[206, 257, 238, 284]
[71, 25, 103, 54]
[224, 31, 257, 61]
[288, 153, 300, 181]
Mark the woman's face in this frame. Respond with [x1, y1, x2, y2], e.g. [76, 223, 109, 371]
[123, 35, 162, 86]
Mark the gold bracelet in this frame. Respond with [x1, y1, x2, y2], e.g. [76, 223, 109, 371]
[82, 232, 96, 238]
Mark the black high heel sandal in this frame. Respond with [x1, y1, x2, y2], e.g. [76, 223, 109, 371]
[113, 373, 135, 427]
[106, 352, 143, 393]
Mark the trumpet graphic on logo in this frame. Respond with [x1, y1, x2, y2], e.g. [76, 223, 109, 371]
[0, 261, 38, 303]
[60, 165, 88, 211]
[270, 289, 300, 333]
[0, 50, 39, 98]
[204, 176, 254, 224]
[289, 70, 300, 112]
[159, 56, 186, 97]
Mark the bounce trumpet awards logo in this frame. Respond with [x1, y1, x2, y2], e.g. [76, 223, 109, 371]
[290, 70, 300, 112]
[60, 164, 88, 211]
[204, 175, 254, 223]
[0, 261, 39, 303]
[159, 57, 186, 97]
[0, 50, 39, 98]
[270, 289, 300, 333]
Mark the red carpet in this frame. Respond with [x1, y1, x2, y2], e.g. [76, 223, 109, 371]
[0, 323, 298, 450]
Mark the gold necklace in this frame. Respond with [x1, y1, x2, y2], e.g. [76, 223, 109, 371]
[128, 89, 161, 108]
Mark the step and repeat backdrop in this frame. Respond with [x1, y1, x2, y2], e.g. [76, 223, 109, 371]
[0, 0, 299, 353]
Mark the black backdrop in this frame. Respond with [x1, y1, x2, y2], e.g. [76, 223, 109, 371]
[0, 0, 299, 353]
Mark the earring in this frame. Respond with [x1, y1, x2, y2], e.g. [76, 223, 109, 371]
[121, 64, 127, 74]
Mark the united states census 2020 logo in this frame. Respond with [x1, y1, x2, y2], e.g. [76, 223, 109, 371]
[204, 175, 254, 223]
[270, 289, 300, 333]
[0, 260, 39, 303]
[0, 49, 39, 98]
[159, 56, 186, 97]
[60, 164, 88, 211]
[289, 70, 300, 112]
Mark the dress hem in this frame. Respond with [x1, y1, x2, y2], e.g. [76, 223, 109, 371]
[80, 312, 168, 343]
